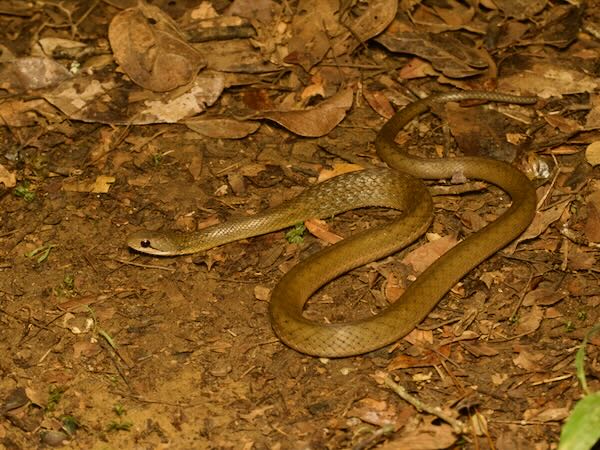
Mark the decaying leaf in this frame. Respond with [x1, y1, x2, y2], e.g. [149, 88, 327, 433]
[0, 56, 72, 92]
[108, 1, 205, 92]
[44, 73, 223, 125]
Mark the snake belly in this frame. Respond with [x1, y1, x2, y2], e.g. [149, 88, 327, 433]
[127, 91, 537, 357]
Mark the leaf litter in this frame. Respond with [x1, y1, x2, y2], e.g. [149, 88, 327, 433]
[0, 1, 599, 449]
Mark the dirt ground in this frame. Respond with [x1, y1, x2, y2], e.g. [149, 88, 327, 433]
[1, 1, 600, 449]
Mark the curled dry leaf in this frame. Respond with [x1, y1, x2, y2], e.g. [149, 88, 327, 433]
[108, 2, 205, 92]
[257, 88, 353, 137]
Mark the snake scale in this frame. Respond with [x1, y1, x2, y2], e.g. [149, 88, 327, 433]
[128, 91, 538, 357]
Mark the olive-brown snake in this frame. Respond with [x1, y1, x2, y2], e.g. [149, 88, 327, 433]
[128, 91, 537, 357]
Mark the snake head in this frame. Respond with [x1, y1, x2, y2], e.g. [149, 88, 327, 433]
[126, 230, 180, 256]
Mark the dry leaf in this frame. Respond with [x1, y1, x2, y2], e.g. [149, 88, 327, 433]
[305, 218, 343, 245]
[185, 117, 260, 139]
[387, 345, 451, 370]
[515, 305, 543, 335]
[522, 286, 567, 307]
[402, 234, 459, 274]
[62, 175, 115, 193]
[510, 199, 570, 250]
[108, 2, 205, 92]
[489, 0, 547, 20]
[253, 285, 270, 301]
[0, 164, 16, 188]
[584, 190, 600, 242]
[0, 98, 62, 127]
[585, 141, 600, 166]
[380, 422, 457, 450]
[258, 88, 354, 137]
[363, 88, 396, 119]
[45, 73, 223, 124]
[512, 347, 544, 371]
[498, 58, 600, 99]
[317, 163, 364, 182]
[331, 0, 398, 57]
[347, 398, 400, 427]
[0, 56, 72, 92]
[523, 407, 569, 422]
[376, 32, 488, 78]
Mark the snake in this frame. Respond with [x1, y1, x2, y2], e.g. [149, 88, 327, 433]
[127, 90, 538, 358]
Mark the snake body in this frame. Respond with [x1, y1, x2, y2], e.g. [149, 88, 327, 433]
[127, 91, 537, 357]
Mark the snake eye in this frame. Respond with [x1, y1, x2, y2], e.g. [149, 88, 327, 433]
[140, 240, 151, 248]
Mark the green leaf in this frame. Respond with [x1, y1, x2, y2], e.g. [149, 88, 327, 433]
[285, 223, 306, 244]
[558, 392, 600, 450]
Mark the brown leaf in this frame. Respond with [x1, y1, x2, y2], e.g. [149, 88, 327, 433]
[402, 234, 459, 274]
[347, 398, 401, 427]
[523, 407, 569, 422]
[0, 56, 71, 92]
[515, 305, 543, 335]
[108, 2, 205, 92]
[331, 0, 398, 57]
[376, 32, 487, 78]
[185, 117, 260, 139]
[61, 175, 115, 194]
[317, 163, 364, 182]
[510, 199, 570, 250]
[305, 218, 343, 245]
[44, 73, 223, 125]
[584, 190, 600, 242]
[0, 164, 16, 188]
[387, 345, 451, 370]
[498, 57, 600, 99]
[512, 347, 544, 371]
[522, 286, 567, 307]
[490, 0, 548, 20]
[363, 88, 395, 120]
[258, 88, 353, 137]
[586, 142, 600, 167]
[380, 422, 457, 450]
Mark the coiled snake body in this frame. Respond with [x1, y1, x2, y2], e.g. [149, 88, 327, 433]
[128, 91, 537, 357]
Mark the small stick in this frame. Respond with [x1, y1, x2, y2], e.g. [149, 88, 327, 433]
[384, 375, 465, 434]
